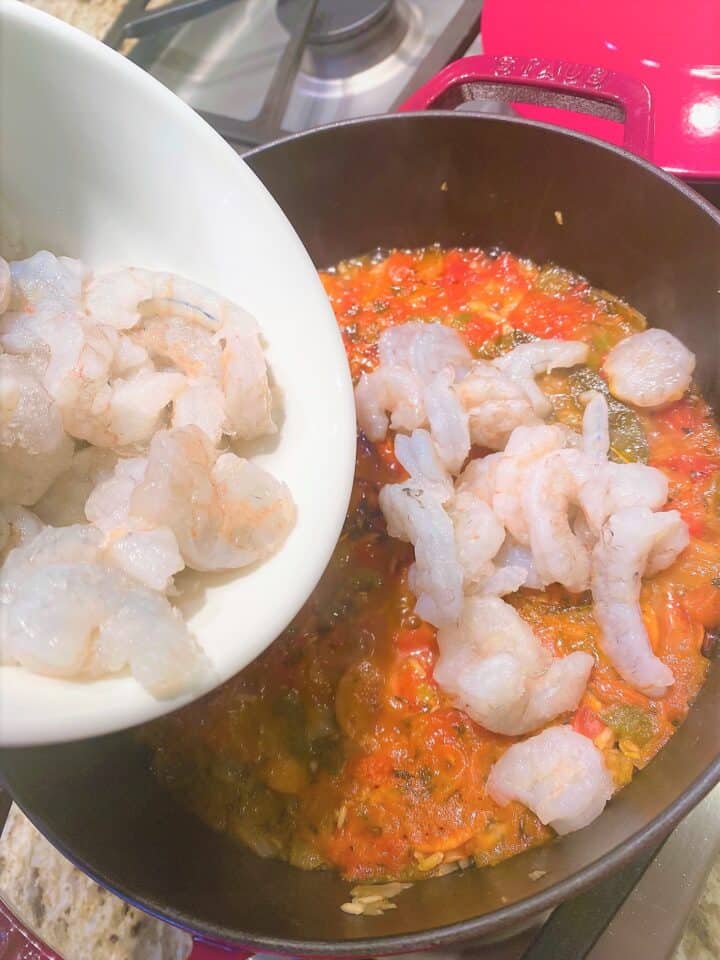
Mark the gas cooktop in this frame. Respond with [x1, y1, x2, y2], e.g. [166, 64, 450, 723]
[105, 0, 482, 148]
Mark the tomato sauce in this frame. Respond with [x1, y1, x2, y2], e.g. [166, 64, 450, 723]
[141, 248, 720, 882]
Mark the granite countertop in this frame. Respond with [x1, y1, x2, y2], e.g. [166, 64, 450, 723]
[5, 3, 720, 959]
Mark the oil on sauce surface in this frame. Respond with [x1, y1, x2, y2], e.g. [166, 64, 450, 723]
[142, 248, 720, 882]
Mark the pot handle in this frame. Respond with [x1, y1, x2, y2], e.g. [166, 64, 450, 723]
[398, 54, 653, 160]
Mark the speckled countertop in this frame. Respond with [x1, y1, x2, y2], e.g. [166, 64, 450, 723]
[5, 3, 720, 959]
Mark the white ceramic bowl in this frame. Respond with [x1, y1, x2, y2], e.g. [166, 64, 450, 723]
[0, 0, 355, 746]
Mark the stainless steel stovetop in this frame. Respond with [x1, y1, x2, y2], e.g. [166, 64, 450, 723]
[99, 3, 720, 956]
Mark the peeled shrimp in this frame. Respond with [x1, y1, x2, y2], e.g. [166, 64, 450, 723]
[491, 424, 570, 546]
[1, 560, 206, 698]
[378, 321, 472, 380]
[35, 447, 117, 526]
[494, 339, 589, 382]
[0, 355, 74, 504]
[132, 314, 221, 379]
[394, 429, 453, 502]
[128, 426, 294, 572]
[83, 456, 183, 592]
[423, 368, 470, 474]
[455, 362, 542, 449]
[434, 597, 593, 736]
[455, 340, 588, 448]
[449, 491, 505, 591]
[355, 366, 425, 442]
[0, 523, 206, 695]
[380, 430, 461, 626]
[492, 536, 544, 590]
[355, 323, 470, 444]
[172, 376, 228, 445]
[221, 317, 276, 439]
[85, 267, 276, 443]
[523, 448, 591, 592]
[9, 251, 87, 312]
[0, 506, 44, 564]
[576, 392, 669, 534]
[604, 328, 695, 408]
[591, 507, 689, 696]
[107, 369, 186, 448]
[381, 480, 462, 628]
[85, 268, 239, 332]
[487, 725, 614, 834]
[455, 451, 502, 504]
[581, 390, 610, 462]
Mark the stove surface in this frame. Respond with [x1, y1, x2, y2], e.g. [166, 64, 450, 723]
[121, 0, 481, 146]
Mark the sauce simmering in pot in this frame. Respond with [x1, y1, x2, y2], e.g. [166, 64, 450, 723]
[141, 248, 720, 882]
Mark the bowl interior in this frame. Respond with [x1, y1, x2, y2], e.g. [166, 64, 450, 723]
[0, 1, 355, 746]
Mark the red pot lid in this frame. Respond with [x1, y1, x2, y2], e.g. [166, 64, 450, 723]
[482, 0, 720, 179]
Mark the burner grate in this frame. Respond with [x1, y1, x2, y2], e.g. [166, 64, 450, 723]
[104, 0, 482, 149]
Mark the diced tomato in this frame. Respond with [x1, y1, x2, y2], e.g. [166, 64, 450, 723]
[394, 622, 437, 656]
[441, 250, 472, 285]
[572, 705, 607, 740]
[659, 453, 719, 477]
[656, 400, 705, 433]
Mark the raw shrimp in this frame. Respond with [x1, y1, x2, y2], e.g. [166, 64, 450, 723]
[0, 506, 44, 563]
[0, 256, 10, 314]
[434, 597, 593, 736]
[394, 429, 453, 502]
[355, 322, 470, 443]
[423, 368, 470, 474]
[132, 315, 221, 379]
[87, 267, 276, 442]
[128, 426, 295, 572]
[172, 377, 228, 446]
[221, 319, 276, 440]
[104, 527, 184, 594]
[85, 268, 240, 332]
[0, 355, 74, 504]
[380, 481, 462, 628]
[112, 334, 151, 377]
[494, 339, 589, 381]
[491, 424, 569, 546]
[1, 560, 207, 698]
[380, 431, 461, 626]
[0, 302, 176, 450]
[523, 448, 591, 593]
[581, 390, 610, 462]
[492, 536, 544, 590]
[604, 328, 695, 408]
[355, 366, 425, 442]
[576, 392, 669, 533]
[454, 362, 541, 449]
[378, 321, 471, 380]
[449, 491, 505, 590]
[487, 725, 614, 834]
[591, 507, 689, 696]
[455, 451, 502, 504]
[454, 340, 588, 447]
[35, 447, 117, 526]
[9, 251, 87, 312]
[107, 369, 185, 448]
[85, 457, 184, 591]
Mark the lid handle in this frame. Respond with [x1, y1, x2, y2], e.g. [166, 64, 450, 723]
[399, 54, 654, 160]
